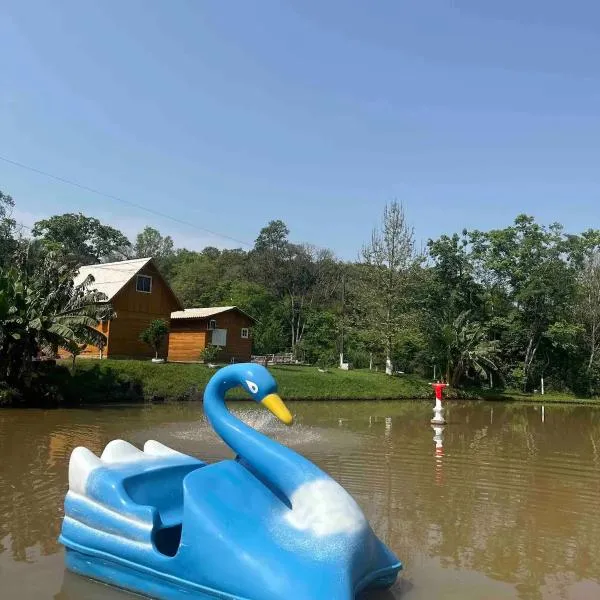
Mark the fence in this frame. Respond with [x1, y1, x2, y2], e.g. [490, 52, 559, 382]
[250, 353, 297, 365]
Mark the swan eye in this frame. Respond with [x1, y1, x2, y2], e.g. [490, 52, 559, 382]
[245, 380, 259, 394]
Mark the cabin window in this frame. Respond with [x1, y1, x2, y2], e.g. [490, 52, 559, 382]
[241, 328, 249, 339]
[208, 319, 217, 330]
[136, 274, 152, 293]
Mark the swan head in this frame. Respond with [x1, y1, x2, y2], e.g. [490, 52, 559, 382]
[234, 364, 293, 426]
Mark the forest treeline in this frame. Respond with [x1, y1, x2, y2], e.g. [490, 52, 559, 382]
[2, 187, 600, 395]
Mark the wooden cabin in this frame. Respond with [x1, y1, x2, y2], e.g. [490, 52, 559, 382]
[66, 257, 183, 359]
[168, 306, 255, 363]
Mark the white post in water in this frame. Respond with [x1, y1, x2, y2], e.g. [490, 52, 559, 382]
[542, 405, 545, 423]
[430, 381, 448, 425]
[431, 397, 445, 424]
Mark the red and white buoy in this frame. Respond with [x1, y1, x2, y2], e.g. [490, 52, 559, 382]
[430, 381, 449, 424]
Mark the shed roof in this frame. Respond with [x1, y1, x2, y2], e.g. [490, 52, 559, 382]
[170, 306, 255, 321]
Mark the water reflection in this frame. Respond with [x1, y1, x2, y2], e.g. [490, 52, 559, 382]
[431, 424, 445, 486]
[0, 401, 599, 599]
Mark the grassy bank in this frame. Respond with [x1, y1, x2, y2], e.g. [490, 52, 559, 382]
[42, 359, 598, 405]
[63, 360, 436, 403]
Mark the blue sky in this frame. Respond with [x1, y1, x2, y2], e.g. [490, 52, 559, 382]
[1, 1, 600, 259]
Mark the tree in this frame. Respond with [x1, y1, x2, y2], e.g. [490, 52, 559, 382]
[139, 319, 169, 360]
[133, 227, 175, 273]
[282, 244, 340, 355]
[574, 246, 600, 373]
[296, 309, 339, 365]
[249, 220, 291, 296]
[253, 220, 289, 254]
[424, 232, 487, 382]
[427, 232, 484, 320]
[440, 311, 499, 386]
[32, 213, 131, 265]
[250, 221, 341, 356]
[251, 307, 288, 355]
[169, 250, 220, 307]
[470, 215, 578, 389]
[358, 201, 417, 375]
[0, 253, 112, 386]
[0, 189, 17, 268]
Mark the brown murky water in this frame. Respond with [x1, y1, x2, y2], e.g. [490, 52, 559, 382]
[1, 400, 599, 599]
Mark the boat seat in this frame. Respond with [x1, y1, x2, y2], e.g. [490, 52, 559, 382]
[122, 462, 205, 527]
[88, 439, 206, 528]
[122, 461, 207, 557]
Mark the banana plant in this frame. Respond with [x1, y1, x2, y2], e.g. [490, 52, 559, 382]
[0, 253, 112, 384]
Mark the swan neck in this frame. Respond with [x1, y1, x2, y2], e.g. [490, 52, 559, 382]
[204, 376, 311, 498]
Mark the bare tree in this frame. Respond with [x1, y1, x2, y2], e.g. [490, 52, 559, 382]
[360, 201, 417, 375]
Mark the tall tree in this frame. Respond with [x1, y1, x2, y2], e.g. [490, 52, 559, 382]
[576, 249, 600, 373]
[32, 213, 130, 265]
[0, 190, 17, 268]
[250, 221, 340, 355]
[358, 201, 417, 374]
[134, 227, 174, 261]
[253, 220, 289, 254]
[169, 250, 220, 307]
[470, 215, 577, 389]
[425, 232, 488, 382]
[133, 226, 175, 276]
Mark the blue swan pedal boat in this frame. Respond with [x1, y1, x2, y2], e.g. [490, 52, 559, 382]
[59, 363, 402, 599]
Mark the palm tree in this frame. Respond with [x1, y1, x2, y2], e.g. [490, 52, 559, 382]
[0, 253, 112, 385]
[439, 311, 499, 387]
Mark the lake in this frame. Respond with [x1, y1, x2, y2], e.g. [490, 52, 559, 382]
[1, 400, 599, 599]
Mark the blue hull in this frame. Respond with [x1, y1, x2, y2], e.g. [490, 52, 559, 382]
[64, 544, 401, 600]
[64, 546, 246, 600]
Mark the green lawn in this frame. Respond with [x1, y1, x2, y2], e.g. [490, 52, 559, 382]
[65, 360, 435, 403]
[58, 359, 598, 405]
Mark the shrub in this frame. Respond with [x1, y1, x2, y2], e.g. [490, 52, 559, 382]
[0, 382, 22, 406]
[139, 319, 169, 359]
[199, 344, 221, 363]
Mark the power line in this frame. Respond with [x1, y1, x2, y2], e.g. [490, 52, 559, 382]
[0, 154, 252, 247]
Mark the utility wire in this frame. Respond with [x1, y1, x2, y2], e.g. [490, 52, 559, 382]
[0, 154, 252, 247]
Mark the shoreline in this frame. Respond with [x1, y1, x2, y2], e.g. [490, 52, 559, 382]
[3, 359, 598, 407]
[62, 360, 600, 407]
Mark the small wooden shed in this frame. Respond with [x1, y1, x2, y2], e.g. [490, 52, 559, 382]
[168, 306, 255, 363]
